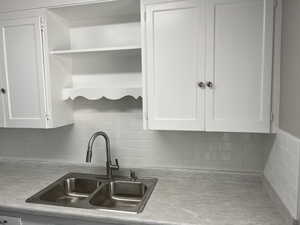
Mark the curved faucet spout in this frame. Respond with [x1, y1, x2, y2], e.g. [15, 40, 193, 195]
[85, 131, 119, 179]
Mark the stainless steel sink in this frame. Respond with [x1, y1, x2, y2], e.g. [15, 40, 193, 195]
[39, 176, 101, 204]
[26, 173, 157, 213]
[90, 180, 149, 212]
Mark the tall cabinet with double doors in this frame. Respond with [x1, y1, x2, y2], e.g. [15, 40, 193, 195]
[142, 0, 278, 133]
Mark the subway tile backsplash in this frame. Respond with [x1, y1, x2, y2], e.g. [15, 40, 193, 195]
[264, 129, 300, 218]
[0, 98, 274, 173]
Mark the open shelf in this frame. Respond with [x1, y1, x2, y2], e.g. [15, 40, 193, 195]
[50, 0, 140, 27]
[51, 45, 141, 55]
[62, 87, 142, 100]
[47, 0, 142, 102]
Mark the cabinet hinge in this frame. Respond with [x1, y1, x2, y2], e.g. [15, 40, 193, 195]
[270, 112, 274, 122]
[274, 0, 278, 9]
[40, 17, 46, 32]
[41, 24, 46, 32]
[45, 114, 51, 121]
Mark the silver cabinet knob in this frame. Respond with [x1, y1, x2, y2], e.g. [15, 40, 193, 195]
[198, 82, 205, 88]
[206, 81, 213, 88]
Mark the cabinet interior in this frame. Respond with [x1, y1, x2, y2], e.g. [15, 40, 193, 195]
[47, 0, 142, 100]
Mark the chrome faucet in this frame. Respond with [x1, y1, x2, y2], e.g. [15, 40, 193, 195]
[85, 131, 119, 179]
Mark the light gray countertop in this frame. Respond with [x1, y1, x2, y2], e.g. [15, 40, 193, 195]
[0, 158, 286, 225]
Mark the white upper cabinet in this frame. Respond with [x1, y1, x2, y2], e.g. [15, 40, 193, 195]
[144, 0, 205, 130]
[205, 0, 274, 133]
[0, 10, 73, 128]
[0, 17, 47, 128]
[0, 0, 277, 132]
[142, 0, 276, 133]
[0, 1, 142, 128]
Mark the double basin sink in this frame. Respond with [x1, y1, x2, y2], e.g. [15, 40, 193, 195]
[26, 173, 157, 213]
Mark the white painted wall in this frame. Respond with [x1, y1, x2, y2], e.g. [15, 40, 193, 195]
[0, 98, 273, 172]
[279, 0, 300, 139]
[264, 129, 300, 218]
[263, 0, 300, 220]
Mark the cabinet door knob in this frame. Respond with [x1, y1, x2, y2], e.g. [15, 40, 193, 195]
[206, 81, 213, 88]
[198, 82, 205, 88]
[0, 88, 6, 94]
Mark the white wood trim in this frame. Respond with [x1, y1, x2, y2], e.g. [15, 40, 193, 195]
[141, 0, 148, 128]
[62, 87, 142, 100]
[40, 15, 53, 128]
[50, 45, 141, 55]
[270, 0, 282, 133]
[0, 0, 117, 13]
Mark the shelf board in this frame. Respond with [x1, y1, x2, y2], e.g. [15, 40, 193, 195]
[51, 45, 141, 55]
[62, 87, 142, 100]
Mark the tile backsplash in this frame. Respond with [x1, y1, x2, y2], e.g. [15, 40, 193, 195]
[0, 98, 274, 172]
[264, 129, 300, 218]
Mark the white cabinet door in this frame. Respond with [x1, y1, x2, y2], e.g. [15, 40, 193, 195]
[205, 0, 274, 133]
[145, 0, 205, 130]
[0, 17, 47, 128]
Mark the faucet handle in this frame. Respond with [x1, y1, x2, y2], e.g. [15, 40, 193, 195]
[130, 170, 137, 180]
[111, 158, 119, 170]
